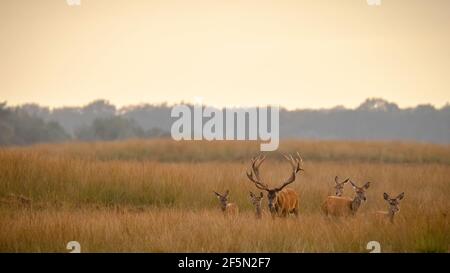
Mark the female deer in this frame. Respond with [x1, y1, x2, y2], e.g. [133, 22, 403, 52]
[213, 190, 239, 216]
[249, 191, 264, 219]
[334, 176, 350, 197]
[374, 192, 404, 223]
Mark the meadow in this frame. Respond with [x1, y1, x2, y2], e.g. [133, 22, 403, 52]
[0, 139, 449, 252]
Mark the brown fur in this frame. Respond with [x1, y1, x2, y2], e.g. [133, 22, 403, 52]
[322, 180, 370, 217]
[225, 203, 239, 216]
[373, 210, 390, 219]
[322, 196, 353, 216]
[275, 188, 299, 216]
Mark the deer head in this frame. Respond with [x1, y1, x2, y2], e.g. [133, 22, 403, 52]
[213, 190, 230, 212]
[348, 180, 370, 213]
[334, 176, 349, 197]
[246, 152, 303, 214]
[350, 180, 370, 201]
[383, 192, 405, 216]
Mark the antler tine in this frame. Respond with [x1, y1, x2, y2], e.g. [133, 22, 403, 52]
[276, 152, 303, 191]
[246, 154, 269, 191]
[253, 154, 266, 171]
[251, 154, 260, 162]
[251, 154, 265, 181]
[276, 171, 295, 192]
[282, 153, 297, 171]
[296, 152, 303, 163]
[250, 154, 264, 169]
[285, 152, 303, 173]
[246, 171, 267, 191]
[296, 152, 304, 172]
[291, 154, 301, 173]
[256, 154, 266, 168]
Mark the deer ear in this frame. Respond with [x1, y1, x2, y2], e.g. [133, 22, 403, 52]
[259, 192, 264, 198]
[396, 192, 405, 200]
[334, 176, 339, 184]
[343, 178, 350, 184]
[213, 191, 221, 198]
[383, 192, 389, 200]
[350, 180, 357, 189]
[224, 190, 229, 197]
[363, 182, 371, 189]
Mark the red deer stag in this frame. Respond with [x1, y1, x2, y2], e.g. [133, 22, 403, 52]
[246, 153, 303, 217]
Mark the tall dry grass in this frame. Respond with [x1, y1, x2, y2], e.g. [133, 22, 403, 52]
[0, 139, 449, 252]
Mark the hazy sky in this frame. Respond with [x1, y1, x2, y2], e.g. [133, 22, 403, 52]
[0, 0, 449, 109]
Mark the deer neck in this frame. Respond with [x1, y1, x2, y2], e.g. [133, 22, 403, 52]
[388, 206, 397, 222]
[388, 212, 395, 223]
[255, 205, 262, 218]
[221, 202, 228, 212]
[351, 196, 362, 213]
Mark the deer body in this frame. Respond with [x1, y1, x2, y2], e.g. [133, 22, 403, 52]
[322, 196, 359, 216]
[374, 210, 394, 222]
[272, 188, 299, 216]
[322, 180, 370, 217]
[224, 202, 239, 215]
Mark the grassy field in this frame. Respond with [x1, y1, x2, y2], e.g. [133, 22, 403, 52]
[0, 139, 449, 252]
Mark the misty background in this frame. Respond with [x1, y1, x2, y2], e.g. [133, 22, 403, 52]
[0, 98, 449, 146]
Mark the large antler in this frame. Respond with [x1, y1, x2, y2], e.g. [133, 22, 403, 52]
[276, 152, 304, 191]
[246, 154, 269, 191]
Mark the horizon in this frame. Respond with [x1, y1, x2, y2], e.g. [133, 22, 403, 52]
[3, 97, 449, 111]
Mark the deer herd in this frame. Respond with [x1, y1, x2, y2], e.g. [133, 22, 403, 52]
[214, 152, 405, 223]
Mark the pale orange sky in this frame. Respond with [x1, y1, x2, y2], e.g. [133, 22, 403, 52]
[0, 0, 449, 109]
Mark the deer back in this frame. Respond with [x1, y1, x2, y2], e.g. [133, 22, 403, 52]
[322, 196, 353, 216]
[225, 203, 239, 215]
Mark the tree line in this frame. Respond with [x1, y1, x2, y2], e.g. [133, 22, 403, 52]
[0, 98, 449, 146]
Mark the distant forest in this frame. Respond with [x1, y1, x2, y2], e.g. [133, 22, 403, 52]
[0, 98, 449, 146]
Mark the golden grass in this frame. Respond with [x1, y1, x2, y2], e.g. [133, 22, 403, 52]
[0, 139, 449, 252]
